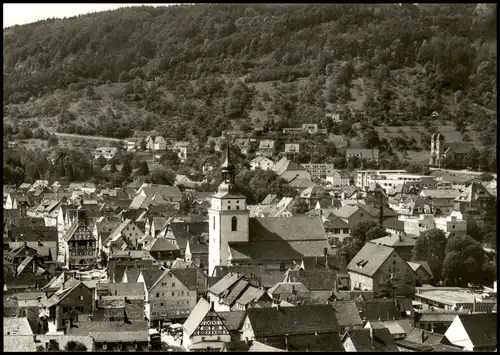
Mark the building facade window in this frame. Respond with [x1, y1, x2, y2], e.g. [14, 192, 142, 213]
[231, 216, 237, 231]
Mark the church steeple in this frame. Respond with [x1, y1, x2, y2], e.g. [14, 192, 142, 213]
[221, 140, 235, 186]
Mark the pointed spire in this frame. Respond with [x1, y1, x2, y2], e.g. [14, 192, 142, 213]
[221, 138, 234, 172]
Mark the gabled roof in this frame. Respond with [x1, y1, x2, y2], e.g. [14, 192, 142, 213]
[331, 301, 364, 328]
[405, 328, 445, 346]
[420, 189, 461, 199]
[324, 215, 351, 229]
[96, 282, 145, 298]
[356, 298, 412, 322]
[246, 305, 340, 336]
[407, 261, 433, 278]
[212, 265, 284, 289]
[454, 182, 492, 203]
[183, 298, 212, 337]
[268, 282, 310, 295]
[208, 272, 243, 296]
[342, 328, 399, 352]
[347, 243, 395, 277]
[453, 313, 497, 348]
[284, 269, 338, 291]
[334, 205, 359, 219]
[170, 268, 207, 292]
[144, 237, 179, 252]
[168, 222, 209, 250]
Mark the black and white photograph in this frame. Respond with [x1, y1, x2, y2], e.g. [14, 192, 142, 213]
[3, 3, 497, 352]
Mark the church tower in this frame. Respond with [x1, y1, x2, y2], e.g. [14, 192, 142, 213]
[208, 142, 249, 276]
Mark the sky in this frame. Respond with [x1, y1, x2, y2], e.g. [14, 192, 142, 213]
[3, 3, 173, 28]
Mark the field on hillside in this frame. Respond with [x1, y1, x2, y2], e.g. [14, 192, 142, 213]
[374, 124, 480, 147]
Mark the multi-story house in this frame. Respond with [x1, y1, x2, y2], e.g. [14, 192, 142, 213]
[284, 144, 299, 161]
[242, 305, 344, 351]
[452, 182, 494, 227]
[68, 320, 149, 352]
[346, 148, 379, 162]
[257, 140, 275, 157]
[126, 138, 140, 151]
[182, 298, 232, 352]
[369, 235, 416, 262]
[326, 170, 350, 188]
[234, 138, 252, 155]
[148, 268, 206, 326]
[419, 189, 461, 215]
[249, 156, 274, 171]
[207, 273, 272, 312]
[64, 206, 97, 270]
[145, 135, 167, 151]
[41, 277, 93, 332]
[434, 215, 467, 239]
[173, 141, 193, 162]
[347, 243, 415, 298]
[94, 147, 118, 161]
[302, 163, 335, 179]
[103, 219, 145, 254]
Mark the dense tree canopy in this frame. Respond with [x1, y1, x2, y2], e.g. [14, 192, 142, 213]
[412, 228, 447, 284]
[350, 220, 388, 253]
[442, 234, 485, 287]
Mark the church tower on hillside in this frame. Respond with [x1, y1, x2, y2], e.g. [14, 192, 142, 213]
[208, 142, 249, 276]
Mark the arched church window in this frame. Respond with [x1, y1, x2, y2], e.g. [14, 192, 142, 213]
[231, 216, 237, 231]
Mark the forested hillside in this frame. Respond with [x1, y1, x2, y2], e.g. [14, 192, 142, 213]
[3, 4, 497, 149]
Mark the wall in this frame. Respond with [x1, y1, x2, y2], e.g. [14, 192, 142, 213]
[342, 337, 357, 352]
[414, 267, 432, 286]
[208, 198, 249, 275]
[349, 272, 374, 292]
[444, 318, 474, 351]
[54, 284, 93, 331]
[372, 251, 415, 297]
[149, 272, 196, 321]
[94, 341, 149, 352]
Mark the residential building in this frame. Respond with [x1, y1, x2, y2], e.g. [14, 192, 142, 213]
[453, 182, 494, 227]
[233, 138, 252, 155]
[407, 261, 433, 286]
[347, 243, 416, 298]
[331, 301, 364, 333]
[173, 141, 193, 162]
[302, 163, 335, 179]
[242, 305, 344, 351]
[346, 148, 379, 162]
[182, 298, 232, 351]
[249, 156, 274, 171]
[444, 313, 497, 351]
[64, 206, 97, 269]
[284, 143, 299, 160]
[326, 170, 351, 188]
[403, 214, 436, 237]
[369, 234, 416, 262]
[103, 219, 144, 254]
[149, 268, 206, 325]
[364, 319, 413, 340]
[334, 203, 398, 228]
[93, 147, 118, 161]
[272, 157, 312, 182]
[207, 273, 272, 312]
[41, 278, 93, 332]
[434, 215, 467, 238]
[68, 320, 149, 352]
[126, 138, 140, 152]
[257, 139, 275, 157]
[323, 215, 351, 247]
[342, 328, 399, 352]
[429, 134, 473, 168]
[145, 135, 167, 151]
